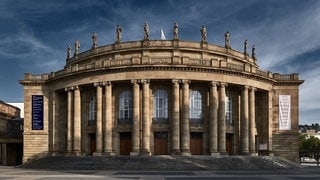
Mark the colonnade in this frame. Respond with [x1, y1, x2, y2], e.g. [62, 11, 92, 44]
[64, 79, 257, 155]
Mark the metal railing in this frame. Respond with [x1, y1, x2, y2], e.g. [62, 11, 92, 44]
[300, 150, 320, 166]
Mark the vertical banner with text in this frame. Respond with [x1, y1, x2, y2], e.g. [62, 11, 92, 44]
[32, 95, 44, 130]
[279, 95, 291, 130]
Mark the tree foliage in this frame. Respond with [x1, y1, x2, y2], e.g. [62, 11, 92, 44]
[299, 134, 320, 150]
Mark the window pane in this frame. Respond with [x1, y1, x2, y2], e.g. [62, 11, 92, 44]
[153, 89, 168, 124]
[189, 90, 202, 124]
[119, 90, 132, 124]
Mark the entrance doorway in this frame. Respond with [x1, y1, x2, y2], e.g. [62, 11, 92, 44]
[226, 133, 233, 155]
[89, 133, 96, 155]
[154, 132, 168, 155]
[120, 132, 132, 155]
[190, 132, 203, 155]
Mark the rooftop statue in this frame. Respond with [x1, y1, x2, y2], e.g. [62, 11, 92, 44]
[173, 22, 179, 40]
[144, 22, 149, 40]
[252, 45, 256, 59]
[116, 24, 122, 42]
[67, 44, 71, 59]
[244, 39, 248, 55]
[91, 32, 97, 48]
[74, 40, 80, 56]
[200, 25, 207, 42]
[225, 31, 231, 48]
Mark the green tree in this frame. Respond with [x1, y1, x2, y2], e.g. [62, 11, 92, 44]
[299, 134, 320, 150]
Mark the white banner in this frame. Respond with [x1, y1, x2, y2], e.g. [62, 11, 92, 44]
[279, 95, 291, 130]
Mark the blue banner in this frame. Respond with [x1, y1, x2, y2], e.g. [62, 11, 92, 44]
[32, 95, 44, 130]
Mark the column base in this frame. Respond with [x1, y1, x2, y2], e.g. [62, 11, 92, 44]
[103, 152, 116, 156]
[210, 152, 220, 156]
[93, 152, 103, 156]
[250, 152, 258, 156]
[171, 149, 180, 155]
[130, 152, 140, 156]
[240, 151, 250, 155]
[219, 151, 228, 155]
[72, 151, 82, 156]
[180, 150, 191, 156]
[140, 150, 151, 156]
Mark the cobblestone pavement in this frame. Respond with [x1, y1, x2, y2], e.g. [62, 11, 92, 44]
[0, 156, 317, 179]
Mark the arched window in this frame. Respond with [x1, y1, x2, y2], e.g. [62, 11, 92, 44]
[190, 90, 203, 124]
[89, 95, 96, 125]
[153, 89, 168, 124]
[119, 90, 132, 124]
[225, 93, 232, 124]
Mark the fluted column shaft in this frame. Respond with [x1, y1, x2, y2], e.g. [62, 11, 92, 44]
[241, 86, 249, 154]
[66, 89, 73, 153]
[249, 87, 256, 153]
[104, 82, 113, 153]
[131, 80, 140, 153]
[209, 81, 219, 153]
[171, 80, 180, 154]
[218, 83, 227, 154]
[142, 80, 150, 154]
[181, 80, 190, 154]
[95, 83, 103, 154]
[73, 86, 81, 154]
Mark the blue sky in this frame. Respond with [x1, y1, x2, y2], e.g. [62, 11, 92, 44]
[0, 0, 319, 125]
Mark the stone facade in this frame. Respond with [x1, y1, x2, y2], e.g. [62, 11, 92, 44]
[20, 31, 304, 163]
[0, 101, 23, 165]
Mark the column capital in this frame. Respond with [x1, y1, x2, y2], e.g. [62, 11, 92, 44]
[131, 79, 139, 84]
[210, 81, 218, 87]
[181, 79, 191, 84]
[94, 82, 101, 87]
[140, 79, 150, 84]
[243, 85, 249, 90]
[250, 86, 257, 91]
[219, 82, 227, 88]
[101, 81, 112, 86]
[172, 79, 180, 84]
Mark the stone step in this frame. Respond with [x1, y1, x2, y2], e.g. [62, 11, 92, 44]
[20, 155, 302, 170]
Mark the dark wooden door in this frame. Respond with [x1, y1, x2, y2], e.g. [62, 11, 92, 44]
[90, 133, 96, 155]
[190, 132, 203, 155]
[154, 132, 168, 155]
[226, 133, 233, 155]
[120, 132, 131, 155]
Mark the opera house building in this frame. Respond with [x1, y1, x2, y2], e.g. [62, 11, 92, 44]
[20, 23, 304, 163]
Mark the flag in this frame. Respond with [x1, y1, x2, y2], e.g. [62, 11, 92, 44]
[161, 28, 166, 40]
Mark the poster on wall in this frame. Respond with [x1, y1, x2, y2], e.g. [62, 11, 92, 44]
[32, 95, 44, 130]
[279, 95, 291, 130]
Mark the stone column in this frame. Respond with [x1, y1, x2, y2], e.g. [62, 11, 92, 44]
[181, 79, 190, 155]
[171, 79, 180, 154]
[131, 80, 140, 155]
[94, 83, 103, 155]
[73, 86, 81, 155]
[104, 81, 113, 154]
[209, 81, 219, 155]
[249, 87, 256, 154]
[218, 83, 227, 154]
[65, 88, 73, 154]
[241, 86, 250, 154]
[141, 79, 150, 154]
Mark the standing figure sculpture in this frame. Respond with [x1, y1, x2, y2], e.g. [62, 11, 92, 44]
[91, 32, 97, 48]
[252, 45, 256, 59]
[244, 39, 248, 55]
[116, 24, 122, 43]
[225, 31, 231, 48]
[173, 22, 179, 40]
[200, 25, 207, 42]
[67, 44, 71, 59]
[144, 22, 149, 40]
[74, 39, 80, 56]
